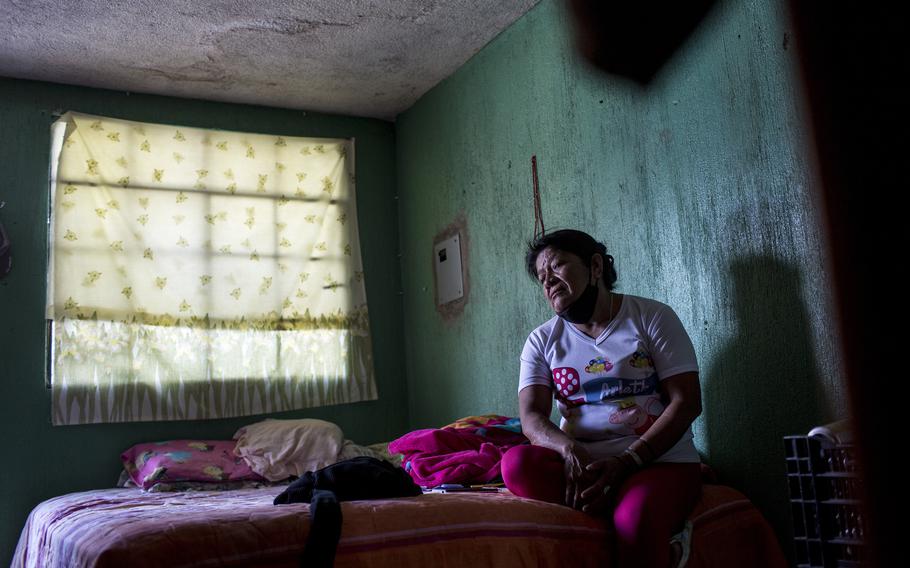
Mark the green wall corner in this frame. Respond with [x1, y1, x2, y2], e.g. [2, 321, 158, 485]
[395, 0, 846, 559]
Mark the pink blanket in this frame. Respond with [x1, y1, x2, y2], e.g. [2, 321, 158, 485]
[389, 415, 528, 487]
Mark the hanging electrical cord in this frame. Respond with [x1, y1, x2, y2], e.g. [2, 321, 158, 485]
[531, 155, 545, 239]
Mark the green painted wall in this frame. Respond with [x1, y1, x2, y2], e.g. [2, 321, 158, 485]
[396, 0, 846, 557]
[0, 77, 403, 564]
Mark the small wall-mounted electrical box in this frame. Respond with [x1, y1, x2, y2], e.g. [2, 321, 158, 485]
[433, 234, 464, 305]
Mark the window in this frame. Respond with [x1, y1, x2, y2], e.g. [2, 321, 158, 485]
[46, 112, 377, 425]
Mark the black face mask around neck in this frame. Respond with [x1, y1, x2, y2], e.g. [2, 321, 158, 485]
[558, 282, 599, 324]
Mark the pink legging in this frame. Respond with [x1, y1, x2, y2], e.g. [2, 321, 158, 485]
[501, 445, 702, 568]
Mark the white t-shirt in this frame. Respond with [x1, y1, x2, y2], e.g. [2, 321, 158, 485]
[519, 294, 700, 463]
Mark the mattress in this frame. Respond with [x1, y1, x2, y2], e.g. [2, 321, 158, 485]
[12, 484, 786, 568]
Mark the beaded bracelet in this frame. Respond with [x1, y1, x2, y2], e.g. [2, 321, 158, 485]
[623, 447, 644, 467]
[638, 438, 656, 458]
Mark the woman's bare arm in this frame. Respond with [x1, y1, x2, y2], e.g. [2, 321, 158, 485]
[518, 385, 574, 455]
[626, 371, 702, 463]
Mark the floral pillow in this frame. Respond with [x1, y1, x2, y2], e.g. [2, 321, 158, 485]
[121, 440, 264, 490]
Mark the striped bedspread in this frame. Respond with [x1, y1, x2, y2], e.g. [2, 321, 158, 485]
[12, 485, 785, 568]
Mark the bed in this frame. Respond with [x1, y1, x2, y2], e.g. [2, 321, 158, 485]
[12, 482, 787, 568]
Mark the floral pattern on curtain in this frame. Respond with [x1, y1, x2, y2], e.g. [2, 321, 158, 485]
[47, 112, 377, 425]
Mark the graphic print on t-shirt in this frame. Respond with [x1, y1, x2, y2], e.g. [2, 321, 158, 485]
[553, 366, 661, 406]
[629, 350, 654, 368]
[580, 373, 660, 402]
[609, 397, 662, 435]
[552, 367, 584, 406]
[584, 357, 613, 374]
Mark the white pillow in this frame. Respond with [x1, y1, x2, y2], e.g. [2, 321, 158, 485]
[337, 440, 402, 466]
[233, 418, 344, 481]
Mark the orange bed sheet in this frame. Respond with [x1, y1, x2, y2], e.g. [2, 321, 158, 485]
[13, 484, 786, 568]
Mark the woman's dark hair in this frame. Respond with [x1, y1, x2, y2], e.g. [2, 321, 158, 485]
[525, 229, 617, 290]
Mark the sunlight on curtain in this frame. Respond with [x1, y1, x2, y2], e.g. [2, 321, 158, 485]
[47, 112, 377, 425]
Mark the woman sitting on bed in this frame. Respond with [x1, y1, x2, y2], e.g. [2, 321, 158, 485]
[503, 229, 703, 568]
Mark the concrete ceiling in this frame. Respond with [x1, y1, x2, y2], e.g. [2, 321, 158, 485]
[0, 0, 538, 121]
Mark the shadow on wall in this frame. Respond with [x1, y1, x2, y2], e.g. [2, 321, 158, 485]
[702, 254, 827, 555]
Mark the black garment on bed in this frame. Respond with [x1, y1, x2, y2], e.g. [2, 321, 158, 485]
[274, 456, 422, 568]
